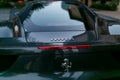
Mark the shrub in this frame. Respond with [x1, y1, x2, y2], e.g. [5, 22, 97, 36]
[91, 3, 118, 11]
[0, 1, 13, 8]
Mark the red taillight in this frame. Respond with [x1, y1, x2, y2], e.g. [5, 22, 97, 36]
[38, 45, 91, 50]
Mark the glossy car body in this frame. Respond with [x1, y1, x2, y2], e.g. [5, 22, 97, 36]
[0, 0, 120, 79]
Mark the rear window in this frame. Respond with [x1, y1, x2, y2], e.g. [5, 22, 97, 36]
[23, 1, 92, 31]
[30, 2, 83, 26]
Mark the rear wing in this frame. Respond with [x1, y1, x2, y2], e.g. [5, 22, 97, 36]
[77, 2, 99, 40]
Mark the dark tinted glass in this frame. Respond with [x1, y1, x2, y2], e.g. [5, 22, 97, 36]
[23, 1, 86, 31]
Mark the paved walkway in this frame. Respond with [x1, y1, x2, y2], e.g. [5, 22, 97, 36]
[95, 10, 120, 19]
[95, 2, 120, 19]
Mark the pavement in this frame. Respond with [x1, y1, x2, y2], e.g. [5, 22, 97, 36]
[95, 10, 120, 19]
[95, 3, 120, 19]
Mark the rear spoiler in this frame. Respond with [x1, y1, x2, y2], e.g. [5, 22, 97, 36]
[77, 2, 99, 40]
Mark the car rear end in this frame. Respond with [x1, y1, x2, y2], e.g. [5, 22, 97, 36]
[0, 0, 119, 73]
[21, 1, 96, 72]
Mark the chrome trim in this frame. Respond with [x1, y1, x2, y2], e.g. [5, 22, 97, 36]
[51, 38, 74, 41]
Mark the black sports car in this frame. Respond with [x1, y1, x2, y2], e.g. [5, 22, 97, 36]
[1, 0, 120, 79]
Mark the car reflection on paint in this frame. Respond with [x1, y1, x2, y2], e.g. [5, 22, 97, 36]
[0, 0, 120, 80]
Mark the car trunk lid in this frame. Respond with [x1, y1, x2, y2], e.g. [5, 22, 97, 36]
[26, 30, 86, 43]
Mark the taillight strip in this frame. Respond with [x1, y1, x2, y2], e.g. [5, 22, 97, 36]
[38, 45, 91, 50]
